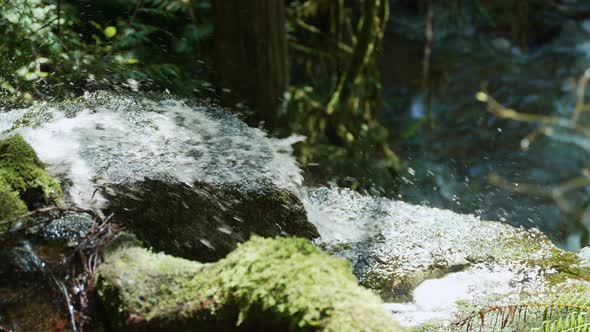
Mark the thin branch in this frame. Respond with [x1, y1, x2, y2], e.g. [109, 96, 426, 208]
[573, 66, 590, 124]
[476, 91, 590, 137]
[326, 0, 379, 115]
[488, 172, 590, 217]
[421, 3, 433, 90]
[422, 2, 434, 128]
[31, 17, 58, 34]
[294, 19, 354, 54]
[487, 172, 551, 198]
[55, 278, 78, 332]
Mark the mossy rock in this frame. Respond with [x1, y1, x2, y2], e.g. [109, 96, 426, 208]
[2, 92, 319, 261]
[308, 187, 590, 302]
[96, 236, 402, 332]
[0, 134, 61, 226]
[308, 188, 590, 329]
[0, 178, 27, 221]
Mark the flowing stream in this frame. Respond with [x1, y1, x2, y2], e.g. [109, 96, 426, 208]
[380, 7, 590, 251]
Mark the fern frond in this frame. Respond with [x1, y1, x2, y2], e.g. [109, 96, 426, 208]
[457, 285, 590, 331]
[536, 312, 590, 332]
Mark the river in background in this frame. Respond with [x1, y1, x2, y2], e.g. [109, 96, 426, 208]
[379, 2, 590, 251]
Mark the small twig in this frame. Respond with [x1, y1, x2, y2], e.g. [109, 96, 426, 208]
[54, 278, 78, 332]
[0, 206, 100, 224]
[1, 201, 118, 330]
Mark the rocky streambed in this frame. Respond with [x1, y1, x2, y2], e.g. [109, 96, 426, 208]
[0, 92, 589, 331]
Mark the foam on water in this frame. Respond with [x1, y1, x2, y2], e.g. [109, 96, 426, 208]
[0, 108, 26, 132]
[306, 187, 556, 272]
[385, 264, 550, 328]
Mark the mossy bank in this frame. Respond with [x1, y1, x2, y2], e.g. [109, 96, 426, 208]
[0, 134, 60, 224]
[96, 236, 403, 332]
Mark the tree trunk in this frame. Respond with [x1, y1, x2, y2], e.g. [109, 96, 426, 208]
[213, 0, 288, 130]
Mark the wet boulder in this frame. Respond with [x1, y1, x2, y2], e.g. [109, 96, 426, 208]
[1, 91, 319, 261]
[96, 236, 402, 332]
[103, 179, 317, 261]
[306, 187, 590, 328]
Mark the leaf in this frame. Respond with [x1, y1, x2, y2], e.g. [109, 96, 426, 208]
[104, 26, 117, 39]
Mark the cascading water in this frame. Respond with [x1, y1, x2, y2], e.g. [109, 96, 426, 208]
[2, 92, 304, 209]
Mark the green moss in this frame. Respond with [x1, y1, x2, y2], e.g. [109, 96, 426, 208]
[0, 134, 61, 226]
[0, 134, 61, 198]
[96, 237, 402, 331]
[0, 178, 28, 222]
[495, 231, 590, 284]
[532, 248, 590, 284]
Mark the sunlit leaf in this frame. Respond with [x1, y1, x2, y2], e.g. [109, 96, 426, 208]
[104, 26, 117, 39]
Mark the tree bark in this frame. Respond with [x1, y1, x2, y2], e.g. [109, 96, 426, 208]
[213, 0, 288, 130]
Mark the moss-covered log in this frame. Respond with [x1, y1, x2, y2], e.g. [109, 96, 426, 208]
[96, 236, 402, 332]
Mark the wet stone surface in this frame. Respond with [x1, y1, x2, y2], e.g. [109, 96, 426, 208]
[305, 187, 590, 328]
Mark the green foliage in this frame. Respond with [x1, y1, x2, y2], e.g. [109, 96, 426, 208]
[283, 0, 400, 194]
[0, 0, 402, 195]
[533, 286, 590, 332]
[0, 0, 214, 107]
[0, 0, 60, 104]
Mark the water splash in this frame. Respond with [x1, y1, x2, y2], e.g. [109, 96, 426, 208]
[1, 92, 303, 209]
